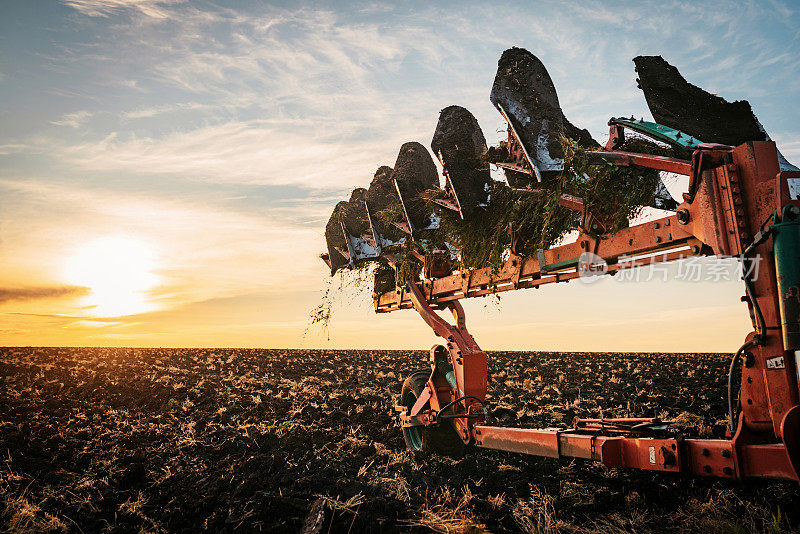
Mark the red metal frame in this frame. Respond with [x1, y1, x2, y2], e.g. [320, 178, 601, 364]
[387, 140, 800, 482]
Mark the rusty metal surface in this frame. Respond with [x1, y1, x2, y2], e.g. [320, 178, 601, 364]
[590, 151, 692, 175]
[376, 214, 697, 312]
[472, 426, 795, 480]
[474, 426, 560, 457]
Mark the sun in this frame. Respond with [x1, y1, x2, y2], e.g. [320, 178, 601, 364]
[64, 236, 161, 317]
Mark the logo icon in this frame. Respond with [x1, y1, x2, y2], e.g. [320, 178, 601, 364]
[578, 252, 607, 283]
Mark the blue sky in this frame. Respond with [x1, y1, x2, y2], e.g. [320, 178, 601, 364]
[1, 0, 798, 350]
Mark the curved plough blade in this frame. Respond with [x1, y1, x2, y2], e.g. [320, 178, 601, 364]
[325, 164, 420, 276]
[634, 55, 797, 171]
[431, 105, 491, 219]
[324, 201, 351, 274]
[364, 165, 406, 250]
[391, 142, 440, 235]
[489, 47, 598, 188]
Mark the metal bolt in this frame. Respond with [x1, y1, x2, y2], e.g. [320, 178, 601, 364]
[703, 465, 712, 473]
[676, 209, 690, 224]
[723, 467, 733, 476]
[653, 222, 660, 229]
[701, 448, 710, 456]
[744, 352, 755, 368]
[721, 449, 731, 458]
[691, 245, 701, 254]
[655, 236, 662, 243]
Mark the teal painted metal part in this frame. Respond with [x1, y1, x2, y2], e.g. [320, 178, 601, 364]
[609, 117, 703, 151]
[445, 370, 457, 390]
[542, 256, 579, 272]
[406, 426, 423, 450]
[773, 205, 800, 350]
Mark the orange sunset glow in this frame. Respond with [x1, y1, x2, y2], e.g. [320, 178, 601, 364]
[1, 1, 796, 351]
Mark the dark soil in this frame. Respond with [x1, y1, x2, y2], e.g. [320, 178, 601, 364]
[364, 165, 404, 245]
[431, 105, 491, 217]
[2, 348, 798, 533]
[563, 120, 599, 150]
[339, 188, 368, 239]
[491, 47, 566, 167]
[324, 202, 349, 273]
[633, 56, 766, 147]
[390, 142, 439, 233]
[490, 48, 599, 174]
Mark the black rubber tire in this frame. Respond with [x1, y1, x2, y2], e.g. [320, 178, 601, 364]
[400, 370, 465, 458]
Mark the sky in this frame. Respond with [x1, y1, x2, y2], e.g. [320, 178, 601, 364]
[0, 0, 798, 351]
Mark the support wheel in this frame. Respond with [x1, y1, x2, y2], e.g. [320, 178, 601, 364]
[400, 370, 465, 458]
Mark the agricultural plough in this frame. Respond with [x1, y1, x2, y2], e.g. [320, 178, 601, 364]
[322, 48, 800, 483]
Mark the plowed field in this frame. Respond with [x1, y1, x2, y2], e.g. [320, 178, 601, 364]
[1, 348, 798, 533]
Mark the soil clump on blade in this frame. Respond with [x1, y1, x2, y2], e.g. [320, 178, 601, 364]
[634, 55, 766, 146]
[490, 47, 599, 177]
[431, 105, 491, 217]
[390, 142, 440, 233]
[364, 165, 404, 245]
[324, 201, 349, 273]
[341, 188, 370, 239]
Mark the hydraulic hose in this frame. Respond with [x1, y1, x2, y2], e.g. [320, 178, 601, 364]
[728, 219, 773, 431]
[728, 338, 757, 431]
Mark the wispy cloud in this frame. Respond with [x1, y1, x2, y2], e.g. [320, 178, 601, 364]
[0, 286, 89, 303]
[62, 0, 182, 19]
[50, 110, 93, 128]
[56, 119, 422, 189]
[0, 144, 33, 155]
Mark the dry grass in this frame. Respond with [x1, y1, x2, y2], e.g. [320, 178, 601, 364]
[1, 494, 67, 533]
[512, 485, 558, 534]
[405, 486, 487, 534]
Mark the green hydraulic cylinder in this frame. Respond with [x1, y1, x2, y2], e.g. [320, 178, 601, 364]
[773, 205, 800, 350]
